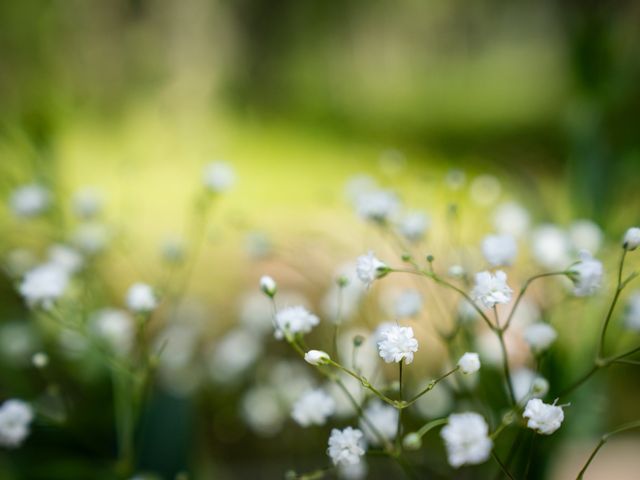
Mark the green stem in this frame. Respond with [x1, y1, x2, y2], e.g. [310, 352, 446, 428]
[491, 451, 515, 480]
[597, 249, 627, 359]
[396, 362, 403, 450]
[415, 417, 448, 438]
[497, 329, 516, 405]
[404, 367, 459, 407]
[328, 360, 398, 407]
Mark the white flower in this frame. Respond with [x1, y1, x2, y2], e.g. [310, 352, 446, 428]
[359, 400, 398, 445]
[242, 386, 286, 436]
[72, 222, 110, 255]
[208, 328, 262, 383]
[337, 460, 368, 480]
[493, 202, 530, 237]
[48, 244, 83, 274]
[531, 225, 571, 269]
[569, 220, 603, 254]
[356, 251, 389, 287]
[458, 352, 481, 374]
[523, 323, 557, 353]
[397, 211, 430, 242]
[304, 350, 330, 366]
[448, 265, 465, 278]
[481, 234, 517, 266]
[32, 352, 49, 368]
[72, 187, 103, 219]
[511, 368, 547, 402]
[393, 289, 423, 318]
[569, 250, 603, 297]
[274, 306, 319, 340]
[624, 292, 640, 331]
[624, 227, 640, 251]
[355, 189, 399, 223]
[327, 427, 366, 467]
[126, 283, 157, 313]
[91, 309, 134, 355]
[9, 184, 50, 218]
[440, 412, 493, 468]
[291, 389, 335, 427]
[471, 270, 513, 308]
[523, 399, 564, 435]
[0, 400, 34, 448]
[377, 324, 418, 364]
[203, 161, 235, 193]
[259, 275, 277, 297]
[19, 263, 69, 310]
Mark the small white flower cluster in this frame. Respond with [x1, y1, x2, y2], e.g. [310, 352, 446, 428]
[356, 251, 389, 287]
[523, 398, 565, 435]
[0, 400, 34, 448]
[327, 427, 366, 467]
[472, 270, 513, 308]
[377, 324, 419, 364]
[291, 388, 336, 427]
[441, 412, 493, 468]
[274, 306, 320, 340]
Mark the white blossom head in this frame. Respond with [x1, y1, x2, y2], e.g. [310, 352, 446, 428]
[356, 251, 389, 287]
[511, 368, 547, 402]
[19, 263, 69, 310]
[9, 184, 50, 218]
[291, 388, 335, 427]
[523, 323, 557, 353]
[481, 234, 517, 267]
[623, 227, 640, 251]
[259, 275, 277, 298]
[569, 220, 603, 254]
[0, 400, 34, 448]
[304, 350, 330, 366]
[393, 289, 423, 318]
[47, 244, 84, 274]
[397, 211, 430, 242]
[492, 202, 530, 237]
[359, 400, 398, 445]
[91, 308, 135, 356]
[208, 328, 262, 384]
[377, 324, 418, 364]
[72, 222, 110, 255]
[523, 399, 564, 435]
[274, 306, 319, 340]
[203, 161, 235, 193]
[327, 427, 366, 467]
[32, 352, 49, 368]
[531, 225, 571, 269]
[568, 251, 603, 297]
[440, 412, 493, 468]
[72, 187, 104, 219]
[458, 352, 481, 374]
[471, 270, 513, 308]
[355, 189, 399, 223]
[126, 283, 157, 313]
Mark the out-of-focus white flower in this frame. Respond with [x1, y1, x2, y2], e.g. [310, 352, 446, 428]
[414, 382, 452, 419]
[359, 401, 398, 445]
[208, 329, 262, 384]
[0, 323, 39, 366]
[569, 250, 603, 297]
[624, 292, 640, 331]
[397, 211, 430, 242]
[531, 377, 550, 398]
[624, 227, 640, 251]
[327, 427, 366, 467]
[242, 386, 286, 436]
[9, 184, 50, 218]
[441, 412, 493, 468]
[337, 460, 368, 480]
[356, 251, 389, 287]
[19, 263, 69, 310]
[32, 352, 49, 368]
[531, 225, 571, 269]
[274, 306, 319, 340]
[58, 328, 90, 359]
[493, 202, 530, 237]
[523, 399, 564, 435]
[448, 265, 465, 278]
[126, 283, 157, 313]
[523, 323, 557, 353]
[203, 161, 235, 193]
[471, 270, 513, 308]
[470, 175, 501, 206]
[304, 350, 330, 366]
[344, 175, 377, 202]
[377, 324, 418, 364]
[259, 275, 277, 297]
[457, 300, 478, 324]
[72, 222, 110, 255]
[481, 234, 517, 266]
[511, 368, 547, 402]
[393, 289, 423, 318]
[72, 187, 103, 219]
[48, 244, 83, 274]
[322, 263, 366, 323]
[244, 231, 272, 259]
[355, 189, 399, 223]
[91, 309, 134, 355]
[160, 235, 186, 263]
[328, 375, 365, 419]
[569, 220, 603, 254]
[0, 400, 34, 448]
[458, 352, 481, 374]
[291, 388, 335, 427]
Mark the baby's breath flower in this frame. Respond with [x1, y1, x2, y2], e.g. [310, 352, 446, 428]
[274, 306, 319, 340]
[0, 400, 33, 448]
[393, 289, 423, 318]
[492, 202, 530, 237]
[304, 350, 330, 366]
[397, 211, 430, 242]
[259, 275, 277, 297]
[327, 427, 366, 467]
[523, 323, 557, 353]
[9, 184, 50, 218]
[356, 251, 389, 287]
[531, 225, 571, 269]
[31, 352, 49, 368]
[481, 234, 517, 267]
[441, 412, 493, 468]
[458, 352, 481, 374]
[403, 432, 422, 450]
[91, 309, 134, 355]
[377, 324, 418, 364]
[471, 270, 513, 308]
[624, 227, 640, 251]
[355, 189, 399, 223]
[126, 283, 157, 313]
[291, 388, 335, 427]
[19, 263, 69, 310]
[523, 399, 564, 435]
[359, 400, 398, 445]
[568, 251, 603, 297]
[569, 220, 603, 254]
[48, 244, 83, 274]
[203, 161, 235, 193]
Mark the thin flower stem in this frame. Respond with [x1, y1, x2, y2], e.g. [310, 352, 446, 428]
[415, 417, 448, 438]
[612, 358, 640, 366]
[404, 367, 459, 407]
[503, 271, 568, 331]
[328, 360, 398, 407]
[491, 451, 515, 480]
[558, 364, 600, 398]
[576, 420, 640, 479]
[497, 329, 516, 406]
[608, 345, 640, 362]
[597, 249, 627, 359]
[396, 362, 403, 451]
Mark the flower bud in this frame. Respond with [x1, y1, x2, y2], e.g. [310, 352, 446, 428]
[260, 275, 277, 297]
[458, 352, 481, 374]
[304, 350, 330, 366]
[353, 335, 365, 347]
[623, 227, 640, 251]
[531, 377, 549, 398]
[403, 432, 422, 450]
[336, 275, 349, 288]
